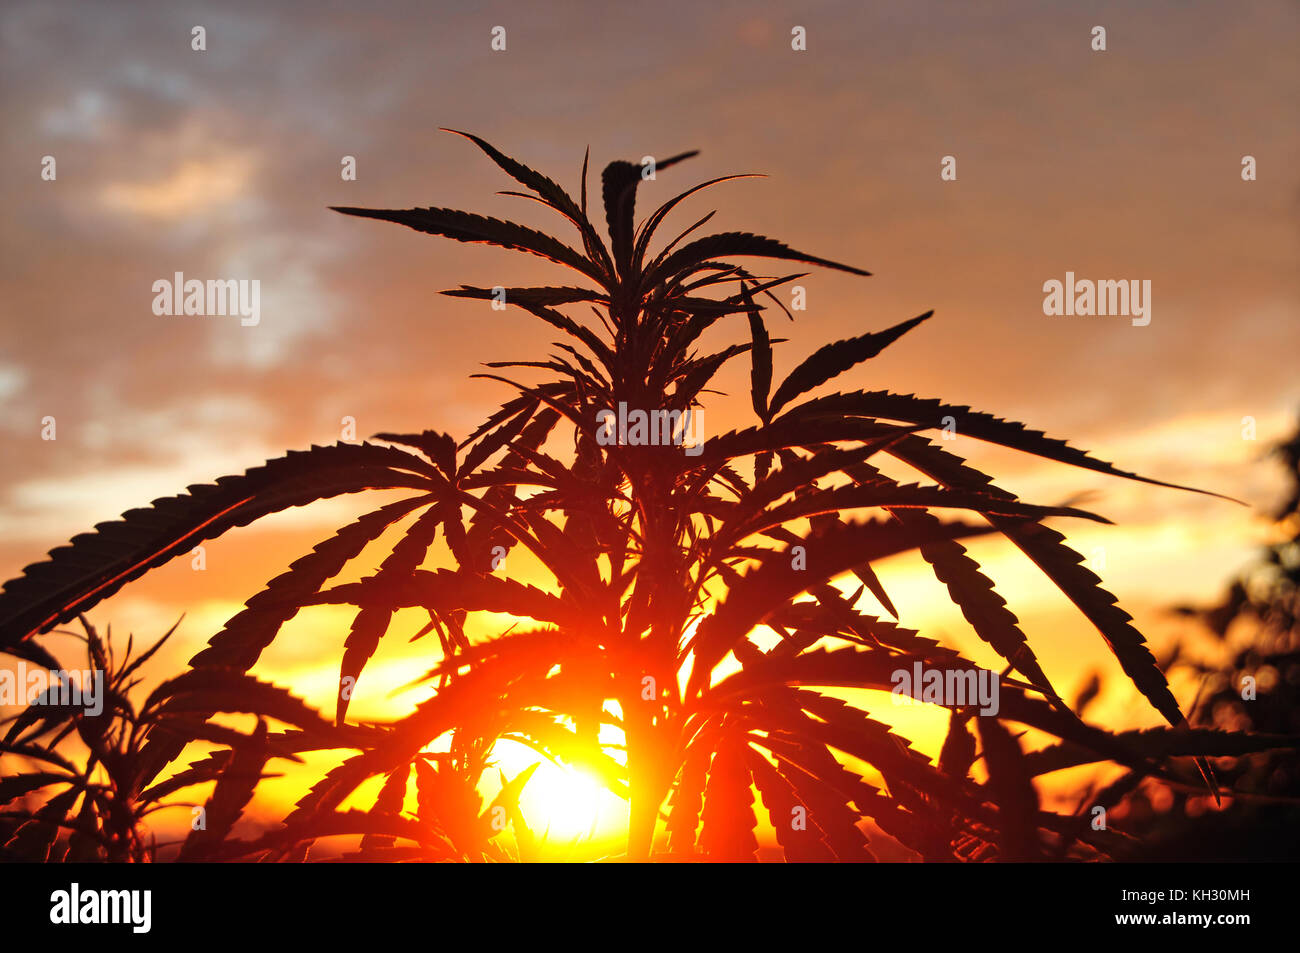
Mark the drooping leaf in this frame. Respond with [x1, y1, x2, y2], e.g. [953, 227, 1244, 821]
[767, 312, 932, 417]
[442, 284, 607, 310]
[602, 151, 697, 276]
[360, 763, 412, 851]
[747, 747, 836, 861]
[688, 517, 993, 696]
[647, 231, 869, 289]
[743, 283, 772, 422]
[889, 507, 1056, 698]
[440, 128, 613, 276]
[938, 711, 977, 780]
[0, 443, 438, 647]
[188, 494, 431, 678]
[976, 717, 1041, 861]
[331, 205, 607, 285]
[889, 435, 1188, 727]
[336, 504, 448, 724]
[3, 784, 82, 861]
[697, 733, 759, 862]
[797, 390, 1238, 501]
[178, 719, 271, 861]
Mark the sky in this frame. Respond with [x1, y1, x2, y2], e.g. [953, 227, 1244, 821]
[1, 0, 1297, 848]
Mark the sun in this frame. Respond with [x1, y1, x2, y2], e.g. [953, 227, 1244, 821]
[489, 739, 627, 846]
[519, 758, 605, 840]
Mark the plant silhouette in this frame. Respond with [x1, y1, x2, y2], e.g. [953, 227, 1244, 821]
[2, 132, 1296, 862]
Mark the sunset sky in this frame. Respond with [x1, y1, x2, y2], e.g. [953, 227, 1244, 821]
[1, 0, 1297, 848]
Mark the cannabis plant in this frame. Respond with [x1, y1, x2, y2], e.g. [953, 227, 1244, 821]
[2, 131, 1295, 862]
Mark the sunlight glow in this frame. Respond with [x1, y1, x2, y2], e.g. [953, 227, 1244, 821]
[490, 739, 626, 846]
[519, 759, 605, 841]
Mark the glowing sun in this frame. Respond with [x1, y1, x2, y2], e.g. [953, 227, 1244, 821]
[490, 739, 626, 845]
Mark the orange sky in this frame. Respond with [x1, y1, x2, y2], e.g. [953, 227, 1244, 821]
[1, 0, 1297, 853]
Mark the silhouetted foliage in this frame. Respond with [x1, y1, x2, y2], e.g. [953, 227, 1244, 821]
[1108, 415, 1300, 860]
[2, 133, 1296, 862]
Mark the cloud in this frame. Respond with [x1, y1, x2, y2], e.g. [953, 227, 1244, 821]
[99, 152, 257, 219]
[0, 0, 1295, 737]
[0, 364, 25, 402]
